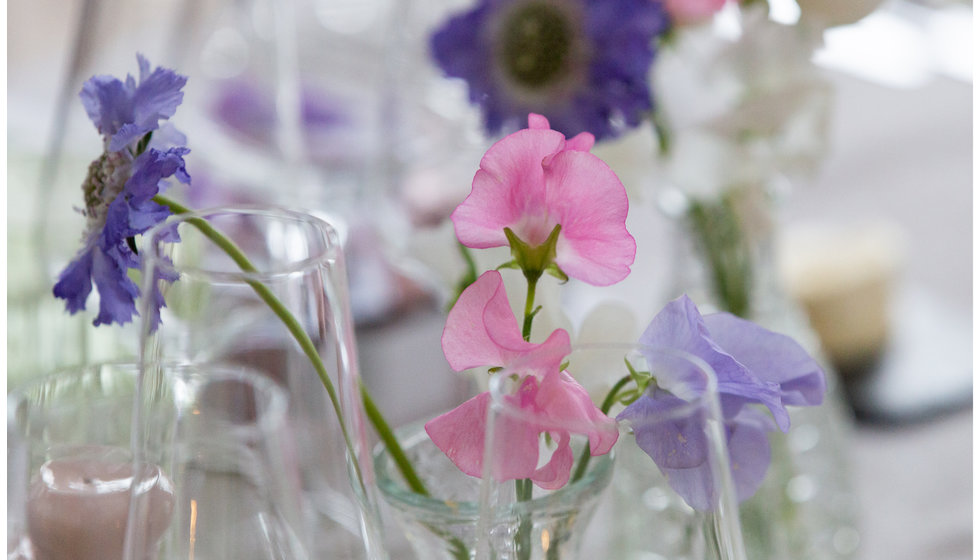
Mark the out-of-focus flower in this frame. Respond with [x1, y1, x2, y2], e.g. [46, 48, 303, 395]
[451, 114, 636, 286]
[53, 55, 190, 327]
[618, 295, 825, 507]
[426, 270, 618, 489]
[663, 0, 728, 26]
[430, 0, 669, 141]
[80, 54, 187, 152]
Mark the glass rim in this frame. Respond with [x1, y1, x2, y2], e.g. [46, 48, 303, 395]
[372, 423, 614, 520]
[141, 204, 344, 283]
[9, 360, 289, 434]
[486, 343, 721, 430]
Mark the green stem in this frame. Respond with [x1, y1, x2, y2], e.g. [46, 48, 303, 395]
[687, 198, 752, 318]
[361, 383, 429, 496]
[570, 374, 632, 484]
[152, 196, 426, 494]
[522, 276, 538, 342]
[515, 478, 534, 560]
[514, 273, 542, 559]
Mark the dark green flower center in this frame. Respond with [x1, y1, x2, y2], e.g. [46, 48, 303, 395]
[498, 2, 576, 89]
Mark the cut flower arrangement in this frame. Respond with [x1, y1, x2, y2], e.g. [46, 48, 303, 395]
[53, 56, 825, 559]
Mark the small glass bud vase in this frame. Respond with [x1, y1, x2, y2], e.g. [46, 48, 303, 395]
[373, 427, 613, 560]
[139, 206, 386, 559]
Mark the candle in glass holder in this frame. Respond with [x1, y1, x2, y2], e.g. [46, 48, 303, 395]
[26, 452, 176, 560]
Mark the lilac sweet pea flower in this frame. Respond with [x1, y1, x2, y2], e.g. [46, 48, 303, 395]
[53, 55, 190, 327]
[426, 271, 619, 489]
[430, 0, 670, 141]
[618, 295, 825, 508]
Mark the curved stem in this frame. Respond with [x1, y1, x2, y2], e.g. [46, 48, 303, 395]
[152, 196, 426, 492]
[570, 374, 632, 484]
[361, 383, 429, 496]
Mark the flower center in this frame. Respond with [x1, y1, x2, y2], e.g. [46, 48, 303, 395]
[81, 150, 130, 226]
[497, 2, 577, 89]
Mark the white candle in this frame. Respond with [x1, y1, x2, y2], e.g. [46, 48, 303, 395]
[26, 452, 176, 560]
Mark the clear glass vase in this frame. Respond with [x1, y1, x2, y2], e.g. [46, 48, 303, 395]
[659, 180, 861, 560]
[373, 423, 614, 560]
[565, 345, 747, 560]
[374, 344, 748, 560]
[8, 361, 309, 560]
[139, 206, 386, 559]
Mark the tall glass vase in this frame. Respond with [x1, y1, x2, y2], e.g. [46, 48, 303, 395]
[648, 5, 859, 558]
[659, 179, 860, 560]
[139, 206, 386, 559]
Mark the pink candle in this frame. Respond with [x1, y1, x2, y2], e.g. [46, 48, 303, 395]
[26, 453, 175, 560]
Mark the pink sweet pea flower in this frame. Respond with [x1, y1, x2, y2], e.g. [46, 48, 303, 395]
[426, 270, 619, 489]
[664, 0, 729, 26]
[450, 114, 636, 286]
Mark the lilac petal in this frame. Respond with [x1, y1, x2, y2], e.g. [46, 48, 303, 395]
[53, 247, 96, 314]
[131, 56, 186, 127]
[639, 295, 790, 431]
[108, 58, 187, 152]
[122, 147, 189, 233]
[90, 247, 140, 326]
[703, 313, 826, 408]
[617, 390, 709, 470]
[80, 76, 134, 138]
[726, 407, 776, 502]
[661, 462, 718, 512]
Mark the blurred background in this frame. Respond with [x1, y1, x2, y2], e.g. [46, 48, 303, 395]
[6, 0, 973, 558]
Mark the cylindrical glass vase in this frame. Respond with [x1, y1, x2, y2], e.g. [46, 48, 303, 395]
[660, 180, 860, 560]
[8, 361, 308, 560]
[139, 206, 385, 559]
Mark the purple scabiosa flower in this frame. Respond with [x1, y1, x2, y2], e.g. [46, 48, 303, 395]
[53, 55, 190, 327]
[618, 295, 825, 509]
[430, 0, 670, 141]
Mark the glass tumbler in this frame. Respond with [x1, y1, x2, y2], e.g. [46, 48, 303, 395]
[7, 361, 307, 560]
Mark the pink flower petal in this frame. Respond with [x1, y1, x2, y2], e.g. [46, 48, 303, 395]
[452, 128, 565, 248]
[441, 271, 521, 370]
[535, 370, 620, 456]
[441, 271, 572, 373]
[544, 151, 636, 285]
[531, 432, 574, 490]
[425, 392, 493, 478]
[451, 115, 634, 285]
